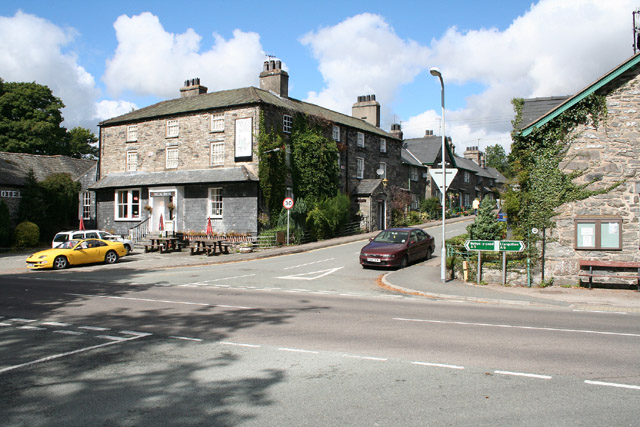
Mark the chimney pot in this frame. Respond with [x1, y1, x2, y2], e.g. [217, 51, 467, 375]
[371, 94, 376, 101]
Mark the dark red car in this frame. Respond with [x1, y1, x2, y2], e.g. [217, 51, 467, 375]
[359, 227, 436, 269]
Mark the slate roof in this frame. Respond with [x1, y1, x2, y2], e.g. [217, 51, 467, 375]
[90, 166, 258, 190]
[352, 179, 383, 196]
[400, 149, 424, 167]
[402, 136, 457, 168]
[0, 152, 96, 186]
[515, 96, 570, 131]
[100, 86, 398, 140]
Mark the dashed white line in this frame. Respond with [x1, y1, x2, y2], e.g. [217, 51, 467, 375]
[97, 335, 128, 341]
[53, 330, 85, 336]
[219, 341, 261, 348]
[66, 293, 253, 310]
[278, 347, 319, 354]
[9, 318, 35, 323]
[495, 370, 552, 380]
[17, 325, 46, 331]
[120, 330, 153, 337]
[342, 354, 387, 361]
[585, 380, 640, 390]
[412, 361, 465, 370]
[41, 322, 72, 327]
[78, 326, 110, 331]
[170, 336, 203, 342]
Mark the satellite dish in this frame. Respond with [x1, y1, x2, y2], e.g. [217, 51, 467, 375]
[376, 168, 384, 176]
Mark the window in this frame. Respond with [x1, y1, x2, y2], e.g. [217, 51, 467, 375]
[356, 157, 364, 179]
[166, 119, 179, 138]
[211, 114, 225, 132]
[82, 191, 91, 220]
[464, 193, 470, 207]
[464, 171, 470, 183]
[211, 142, 224, 166]
[209, 187, 223, 218]
[166, 147, 178, 169]
[411, 194, 420, 210]
[380, 138, 386, 153]
[357, 132, 365, 148]
[126, 151, 138, 172]
[379, 162, 386, 179]
[126, 125, 138, 142]
[283, 115, 293, 133]
[575, 217, 622, 250]
[333, 125, 340, 142]
[115, 189, 140, 220]
[410, 167, 418, 182]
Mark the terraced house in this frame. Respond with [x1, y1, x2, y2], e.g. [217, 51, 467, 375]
[92, 60, 402, 238]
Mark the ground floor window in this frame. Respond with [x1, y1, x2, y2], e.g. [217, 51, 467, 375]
[575, 217, 622, 250]
[209, 187, 223, 218]
[115, 189, 141, 220]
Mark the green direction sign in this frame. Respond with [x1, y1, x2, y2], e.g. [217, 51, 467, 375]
[464, 240, 525, 252]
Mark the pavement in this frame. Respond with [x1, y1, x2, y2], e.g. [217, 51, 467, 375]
[2, 217, 639, 313]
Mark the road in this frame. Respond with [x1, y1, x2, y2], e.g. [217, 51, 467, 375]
[1, 221, 638, 425]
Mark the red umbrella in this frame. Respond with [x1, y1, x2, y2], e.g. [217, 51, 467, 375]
[159, 213, 164, 231]
[79, 217, 85, 231]
[206, 217, 213, 237]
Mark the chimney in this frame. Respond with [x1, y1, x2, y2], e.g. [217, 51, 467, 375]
[180, 78, 208, 97]
[425, 130, 435, 137]
[352, 94, 380, 127]
[390, 123, 403, 140]
[464, 145, 484, 166]
[259, 59, 289, 97]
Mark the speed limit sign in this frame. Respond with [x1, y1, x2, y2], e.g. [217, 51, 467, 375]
[283, 197, 294, 210]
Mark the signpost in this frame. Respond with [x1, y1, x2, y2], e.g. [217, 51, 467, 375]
[464, 240, 526, 285]
[283, 198, 294, 245]
[429, 168, 458, 193]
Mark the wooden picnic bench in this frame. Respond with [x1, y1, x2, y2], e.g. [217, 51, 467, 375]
[578, 259, 640, 291]
[145, 237, 184, 254]
[190, 239, 231, 256]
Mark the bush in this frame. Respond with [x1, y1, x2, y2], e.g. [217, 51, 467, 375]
[305, 193, 350, 240]
[14, 221, 40, 247]
[420, 197, 441, 219]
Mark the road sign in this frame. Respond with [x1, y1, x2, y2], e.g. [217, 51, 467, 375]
[429, 168, 458, 193]
[497, 213, 507, 222]
[464, 240, 525, 252]
[283, 197, 294, 210]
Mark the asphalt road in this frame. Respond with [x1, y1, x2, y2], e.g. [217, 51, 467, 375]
[1, 221, 639, 425]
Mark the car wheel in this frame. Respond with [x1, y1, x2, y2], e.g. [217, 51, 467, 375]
[124, 244, 131, 255]
[425, 248, 432, 260]
[53, 256, 68, 270]
[105, 250, 119, 264]
[400, 256, 408, 269]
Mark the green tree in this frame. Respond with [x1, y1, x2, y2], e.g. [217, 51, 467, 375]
[40, 173, 81, 238]
[17, 169, 46, 225]
[0, 79, 67, 155]
[67, 126, 99, 159]
[484, 144, 510, 176]
[290, 115, 339, 201]
[466, 197, 503, 240]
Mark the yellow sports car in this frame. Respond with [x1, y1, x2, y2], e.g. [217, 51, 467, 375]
[26, 238, 128, 270]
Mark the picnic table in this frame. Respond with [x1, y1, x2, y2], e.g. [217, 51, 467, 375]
[145, 236, 184, 253]
[190, 239, 231, 256]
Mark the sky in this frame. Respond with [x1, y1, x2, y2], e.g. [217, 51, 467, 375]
[0, 0, 637, 153]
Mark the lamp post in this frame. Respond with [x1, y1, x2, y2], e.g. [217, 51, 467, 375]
[430, 67, 446, 282]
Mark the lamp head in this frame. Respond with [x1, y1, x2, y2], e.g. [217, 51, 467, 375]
[429, 67, 442, 77]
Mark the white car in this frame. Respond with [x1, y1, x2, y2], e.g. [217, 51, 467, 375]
[52, 230, 133, 255]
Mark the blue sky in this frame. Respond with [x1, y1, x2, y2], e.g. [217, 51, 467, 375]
[0, 0, 636, 151]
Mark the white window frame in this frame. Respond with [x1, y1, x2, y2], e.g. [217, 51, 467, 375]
[357, 132, 365, 148]
[82, 191, 91, 220]
[208, 187, 223, 219]
[356, 157, 364, 179]
[379, 162, 387, 179]
[283, 115, 293, 133]
[411, 194, 419, 210]
[115, 189, 141, 220]
[380, 138, 386, 153]
[126, 150, 138, 172]
[211, 113, 225, 132]
[464, 171, 470, 183]
[210, 141, 225, 166]
[410, 167, 418, 182]
[166, 119, 179, 138]
[126, 125, 138, 142]
[333, 125, 340, 142]
[166, 147, 178, 169]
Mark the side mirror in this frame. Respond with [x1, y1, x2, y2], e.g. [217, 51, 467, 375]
[369, 237, 374, 242]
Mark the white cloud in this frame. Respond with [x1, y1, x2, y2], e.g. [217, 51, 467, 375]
[103, 12, 266, 98]
[0, 10, 100, 130]
[300, 13, 431, 115]
[94, 100, 138, 122]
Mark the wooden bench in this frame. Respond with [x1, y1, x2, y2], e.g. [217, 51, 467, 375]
[189, 240, 231, 256]
[579, 260, 640, 291]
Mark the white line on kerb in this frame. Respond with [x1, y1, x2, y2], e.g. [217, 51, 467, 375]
[495, 370, 552, 380]
[278, 348, 319, 354]
[393, 317, 640, 338]
[0, 334, 148, 375]
[585, 380, 640, 390]
[412, 361, 464, 370]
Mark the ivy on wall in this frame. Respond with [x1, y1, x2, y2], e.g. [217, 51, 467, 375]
[257, 112, 287, 223]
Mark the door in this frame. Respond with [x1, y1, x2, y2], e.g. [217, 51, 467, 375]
[377, 200, 386, 230]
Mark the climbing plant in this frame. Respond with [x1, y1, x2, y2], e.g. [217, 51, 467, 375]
[257, 112, 287, 224]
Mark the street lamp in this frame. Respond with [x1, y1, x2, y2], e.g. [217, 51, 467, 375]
[430, 67, 446, 282]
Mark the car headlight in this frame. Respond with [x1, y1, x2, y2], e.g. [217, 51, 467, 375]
[380, 254, 394, 259]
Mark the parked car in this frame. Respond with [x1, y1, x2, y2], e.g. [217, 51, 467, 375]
[52, 230, 133, 254]
[27, 238, 128, 270]
[359, 227, 435, 269]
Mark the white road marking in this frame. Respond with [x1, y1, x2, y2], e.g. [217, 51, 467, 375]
[573, 310, 627, 315]
[9, 318, 35, 323]
[342, 354, 387, 361]
[393, 317, 640, 338]
[277, 267, 344, 281]
[170, 336, 203, 342]
[495, 370, 552, 379]
[412, 361, 464, 370]
[0, 322, 11, 326]
[97, 335, 128, 341]
[283, 258, 335, 270]
[179, 274, 256, 287]
[66, 293, 253, 310]
[120, 330, 153, 337]
[17, 325, 46, 331]
[219, 341, 260, 348]
[53, 330, 85, 336]
[585, 380, 640, 390]
[78, 326, 110, 331]
[41, 322, 72, 327]
[0, 333, 148, 374]
[278, 348, 319, 354]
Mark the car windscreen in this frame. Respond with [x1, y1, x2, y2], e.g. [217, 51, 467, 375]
[53, 234, 69, 243]
[373, 231, 408, 243]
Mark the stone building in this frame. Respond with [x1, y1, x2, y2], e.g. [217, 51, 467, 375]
[93, 60, 402, 238]
[518, 53, 640, 285]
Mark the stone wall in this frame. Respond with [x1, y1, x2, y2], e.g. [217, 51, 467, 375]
[545, 69, 640, 285]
